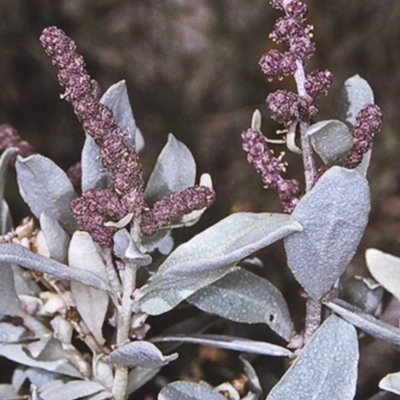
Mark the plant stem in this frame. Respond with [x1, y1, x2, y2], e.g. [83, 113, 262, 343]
[304, 297, 321, 344]
[299, 121, 317, 192]
[112, 262, 137, 400]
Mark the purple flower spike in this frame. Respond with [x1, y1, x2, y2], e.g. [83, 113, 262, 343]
[242, 128, 300, 213]
[345, 104, 383, 169]
[0, 124, 33, 165]
[140, 186, 216, 236]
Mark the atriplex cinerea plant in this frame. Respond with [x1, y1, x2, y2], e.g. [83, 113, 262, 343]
[2, 0, 400, 399]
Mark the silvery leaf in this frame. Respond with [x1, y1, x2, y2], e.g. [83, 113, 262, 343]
[379, 371, 400, 395]
[106, 340, 178, 368]
[0, 199, 12, 235]
[40, 212, 70, 264]
[0, 262, 21, 316]
[267, 315, 358, 400]
[324, 298, 400, 348]
[81, 134, 111, 191]
[69, 232, 109, 345]
[39, 380, 105, 400]
[340, 275, 383, 315]
[0, 148, 18, 234]
[0, 324, 81, 378]
[127, 366, 161, 395]
[15, 154, 77, 234]
[145, 134, 196, 204]
[0, 384, 17, 398]
[338, 74, 374, 126]
[86, 392, 113, 400]
[25, 367, 62, 389]
[113, 229, 152, 266]
[307, 120, 353, 166]
[187, 268, 293, 341]
[0, 148, 18, 199]
[150, 334, 293, 357]
[366, 249, 400, 303]
[158, 381, 227, 400]
[137, 212, 301, 315]
[31, 384, 45, 400]
[284, 166, 370, 300]
[100, 80, 140, 150]
[0, 244, 111, 293]
[240, 356, 263, 398]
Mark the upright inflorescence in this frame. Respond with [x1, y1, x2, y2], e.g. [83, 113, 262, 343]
[345, 104, 383, 169]
[40, 27, 215, 246]
[242, 128, 300, 212]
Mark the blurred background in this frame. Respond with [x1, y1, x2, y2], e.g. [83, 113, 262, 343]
[1, 0, 400, 398]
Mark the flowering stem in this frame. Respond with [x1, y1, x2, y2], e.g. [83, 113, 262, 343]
[112, 261, 137, 400]
[299, 121, 316, 192]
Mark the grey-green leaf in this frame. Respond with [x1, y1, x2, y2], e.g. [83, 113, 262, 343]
[40, 212, 70, 264]
[366, 249, 400, 303]
[338, 74, 374, 125]
[150, 334, 293, 357]
[137, 212, 302, 315]
[15, 154, 77, 234]
[106, 340, 178, 368]
[307, 120, 353, 166]
[145, 133, 196, 204]
[0, 263, 21, 316]
[379, 371, 400, 395]
[39, 380, 105, 400]
[100, 80, 141, 150]
[127, 367, 161, 395]
[187, 268, 293, 341]
[284, 166, 370, 300]
[0, 244, 111, 293]
[324, 298, 400, 348]
[158, 381, 229, 400]
[81, 134, 111, 191]
[267, 315, 358, 400]
[0, 148, 17, 234]
[69, 232, 109, 345]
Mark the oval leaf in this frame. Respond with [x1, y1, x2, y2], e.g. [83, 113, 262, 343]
[0, 148, 18, 233]
[145, 134, 196, 204]
[366, 249, 400, 303]
[0, 244, 111, 293]
[267, 315, 358, 400]
[16, 154, 77, 233]
[337, 74, 374, 126]
[187, 268, 293, 341]
[324, 298, 400, 348]
[379, 371, 400, 395]
[0, 263, 21, 316]
[284, 166, 370, 300]
[150, 334, 293, 357]
[106, 340, 178, 368]
[307, 120, 353, 166]
[39, 380, 104, 400]
[158, 381, 227, 400]
[40, 212, 70, 264]
[81, 134, 112, 191]
[100, 80, 141, 150]
[69, 232, 109, 345]
[137, 212, 302, 315]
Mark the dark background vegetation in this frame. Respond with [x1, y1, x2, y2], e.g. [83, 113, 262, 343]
[1, 0, 400, 398]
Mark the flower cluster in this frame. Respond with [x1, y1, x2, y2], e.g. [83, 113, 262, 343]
[259, 0, 332, 126]
[242, 128, 300, 212]
[345, 104, 383, 169]
[0, 124, 33, 165]
[40, 27, 215, 246]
